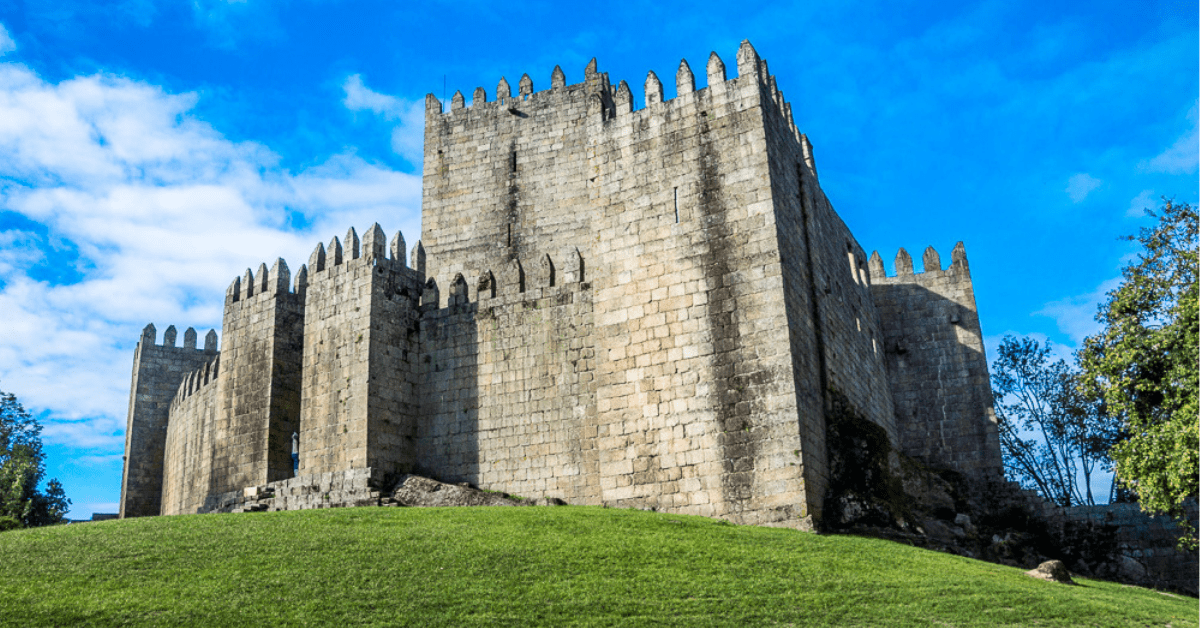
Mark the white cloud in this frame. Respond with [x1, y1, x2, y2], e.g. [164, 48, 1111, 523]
[343, 74, 402, 117]
[1033, 278, 1121, 346]
[0, 61, 421, 453]
[342, 74, 425, 167]
[1065, 173, 1101, 203]
[1126, 189, 1155, 217]
[188, 0, 276, 50]
[1140, 101, 1199, 175]
[0, 24, 14, 57]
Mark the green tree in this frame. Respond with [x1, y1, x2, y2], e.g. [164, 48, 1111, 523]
[0, 387, 70, 529]
[991, 336, 1119, 506]
[1078, 198, 1198, 543]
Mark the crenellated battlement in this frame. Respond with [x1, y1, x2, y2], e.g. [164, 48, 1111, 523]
[422, 248, 590, 312]
[305, 223, 422, 281]
[170, 355, 220, 410]
[868, 242, 971, 281]
[138, 323, 219, 353]
[420, 249, 587, 313]
[224, 257, 304, 305]
[425, 40, 801, 143]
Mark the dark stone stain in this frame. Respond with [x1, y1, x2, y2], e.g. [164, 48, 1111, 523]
[505, 141, 522, 262]
[695, 108, 767, 511]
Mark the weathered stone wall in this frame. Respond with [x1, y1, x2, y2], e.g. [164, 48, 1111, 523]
[161, 358, 220, 515]
[587, 47, 810, 527]
[299, 226, 425, 479]
[214, 259, 305, 496]
[419, 42, 820, 528]
[419, 62, 599, 307]
[125, 42, 1005, 530]
[119, 324, 218, 517]
[201, 468, 382, 513]
[868, 245, 1002, 478]
[1046, 502, 1199, 596]
[414, 277, 598, 502]
[756, 65, 898, 523]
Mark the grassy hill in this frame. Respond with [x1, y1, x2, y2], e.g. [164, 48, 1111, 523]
[0, 506, 1194, 627]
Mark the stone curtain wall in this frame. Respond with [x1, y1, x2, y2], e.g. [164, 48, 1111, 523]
[415, 280, 597, 502]
[868, 246, 1002, 478]
[161, 358, 220, 515]
[119, 324, 218, 517]
[1048, 502, 1199, 596]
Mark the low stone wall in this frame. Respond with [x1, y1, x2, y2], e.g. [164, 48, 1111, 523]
[196, 468, 562, 514]
[1044, 501, 1198, 596]
[200, 468, 383, 513]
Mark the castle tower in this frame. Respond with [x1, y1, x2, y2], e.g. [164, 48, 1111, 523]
[868, 243, 1003, 477]
[298, 225, 425, 479]
[211, 259, 306, 494]
[119, 324, 218, 517]
[416, 41, 903, 528]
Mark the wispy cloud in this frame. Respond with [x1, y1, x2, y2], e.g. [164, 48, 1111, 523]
[0, 24, 14, 56]
[1140, 101, 1199, 175]
[1065, 173, 1101, 203]
[189, 0, 281, 49]
[1033, 278, 1121, 346]
[342, 74, 425, 167]
[1126, 189, 1156, 217]
[0, 59, 421, 453]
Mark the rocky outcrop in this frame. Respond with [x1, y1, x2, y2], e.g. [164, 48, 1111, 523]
[390, 475, 565, 508]
[822, 389, 1198, 596]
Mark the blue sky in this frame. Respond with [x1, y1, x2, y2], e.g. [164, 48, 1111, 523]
[0, 1, 1195, 518]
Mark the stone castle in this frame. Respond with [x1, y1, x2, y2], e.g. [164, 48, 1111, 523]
[119, 41, 1002, 529]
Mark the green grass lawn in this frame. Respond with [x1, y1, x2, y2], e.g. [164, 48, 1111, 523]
[0, 506, 1194, 627]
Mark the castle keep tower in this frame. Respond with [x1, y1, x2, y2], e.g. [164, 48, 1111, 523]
[120, 41, 1001, 528]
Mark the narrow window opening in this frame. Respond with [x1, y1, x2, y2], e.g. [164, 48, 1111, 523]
[291, 431, 299, 476]
[507, 224, 512, 247]
[673, 187, 679, 223]
[509, 150, 517, 173]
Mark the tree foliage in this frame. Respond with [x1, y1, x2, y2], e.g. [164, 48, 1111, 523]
[0, 387, 70, 528]
[1078, 199, 1198, 533]
[992, 336, 1120, 506]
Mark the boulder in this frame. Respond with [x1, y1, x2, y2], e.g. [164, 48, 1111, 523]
[1025, 560, 1075, 585]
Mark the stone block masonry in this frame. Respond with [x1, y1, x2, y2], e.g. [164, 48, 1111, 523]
[416, 277, 598, 504]
[299, 225, 425, 479]
[869, 244, 1002, 478]
[122, 40, 1006, 532]
[1042, 501, 1199, 596]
